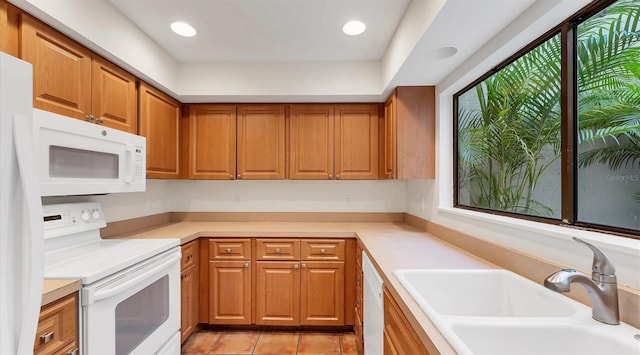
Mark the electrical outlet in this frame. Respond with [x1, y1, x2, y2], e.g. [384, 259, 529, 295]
[234, 194, 240, 203]
[346, 196, 351, 205]
[421, 197, 425, 210]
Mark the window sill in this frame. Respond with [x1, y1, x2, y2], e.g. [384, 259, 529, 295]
[435, 206, 640, 253]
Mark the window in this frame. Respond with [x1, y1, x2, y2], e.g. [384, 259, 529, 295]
[455, 0, 640, 236]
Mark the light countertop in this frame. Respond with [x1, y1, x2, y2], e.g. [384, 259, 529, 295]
[42, 279, 81, 306]
[108, 221, 498, 353]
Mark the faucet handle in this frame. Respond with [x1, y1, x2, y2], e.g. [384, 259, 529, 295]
[573, 237, 616, 276]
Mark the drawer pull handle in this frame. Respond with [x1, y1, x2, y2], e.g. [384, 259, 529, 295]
[40, 331, 54, 343]
[226, 248, 232, 253]
[320, 248, 326, 255]
[67, 348, 79, 355]
[275, 248, 281, 254]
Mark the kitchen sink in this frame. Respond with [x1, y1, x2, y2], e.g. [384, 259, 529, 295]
[393, 269, 579, 317]
[451, 322, 640, 355]
[393, 268, 640, 354]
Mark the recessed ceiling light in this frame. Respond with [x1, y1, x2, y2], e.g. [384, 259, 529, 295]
[170, 21, 197, 37]
[426, 46, 458, 60]
[342, 20, 366, 36]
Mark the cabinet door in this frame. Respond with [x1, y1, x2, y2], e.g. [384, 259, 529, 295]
[188, 104, 237, 179]
[91, 55, 137, 133]
[236, 104, 286, 179]
[209, 261, 252, 325]
[20, 14, 92, 120]
[180, 264, 197, 342]
[289, 104, 334, 180]
[255, 261, 300, 326]
[383, 93, 396, 179]
[334, 104, 379, 180]
[300, 261, 344, 326]
[1, 2, 20, 57]
[383, 288, 430, 355]
[139, 82, 181, 179]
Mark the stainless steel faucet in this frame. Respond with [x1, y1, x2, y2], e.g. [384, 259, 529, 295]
[544, 237, 620, 325]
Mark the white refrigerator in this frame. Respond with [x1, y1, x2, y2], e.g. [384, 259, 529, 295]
[0, 51, 45, 354]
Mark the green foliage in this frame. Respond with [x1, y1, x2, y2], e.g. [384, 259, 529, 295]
[458, 0, 640, 216]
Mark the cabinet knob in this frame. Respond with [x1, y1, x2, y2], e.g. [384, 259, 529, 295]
[66, 348, 79, 355]
[320, 248, 326, 255]
[225, 248, 232, 253]
[40, 331, 54, 343]
[336, 174, 340, 179]
[244, 263, 249, 268]
[301, 263, 307, 269]
[187, 253, 193, 260]
[329, 174, 333, 179]
[237, 174, 242, 179]
[96, 117, 104, 125]
[229, 174, 234, 180]
[293, 264, 299, 269]
[275, 248, 281, 254]
[85, 114, 94, 122]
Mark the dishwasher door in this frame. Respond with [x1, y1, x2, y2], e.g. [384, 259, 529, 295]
[362, 251, 384, 355]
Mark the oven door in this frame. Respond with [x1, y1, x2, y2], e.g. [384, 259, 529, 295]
[81, 248, 180, 355]
[34, 108, 146, 196]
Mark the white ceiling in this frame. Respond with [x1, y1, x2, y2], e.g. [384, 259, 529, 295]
[109, 0, 412, 62]
[9, 0, 591, 101]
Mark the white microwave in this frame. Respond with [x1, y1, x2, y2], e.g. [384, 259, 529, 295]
[34, 108, 146, 196]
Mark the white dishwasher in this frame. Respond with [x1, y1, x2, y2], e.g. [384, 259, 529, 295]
[362, 251, 384, 355]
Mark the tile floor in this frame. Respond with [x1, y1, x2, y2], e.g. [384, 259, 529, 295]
[182, 330, 359, 355]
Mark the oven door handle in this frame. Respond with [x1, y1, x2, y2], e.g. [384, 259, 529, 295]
[83, 252, 181, 305]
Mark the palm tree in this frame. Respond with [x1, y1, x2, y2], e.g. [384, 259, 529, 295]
[576, 1, 640, 176]
[458, 0, 640, 217]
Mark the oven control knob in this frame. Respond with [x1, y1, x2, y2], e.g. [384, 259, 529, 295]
[92, 210, 101, 220]
[81, 211, 90, 221]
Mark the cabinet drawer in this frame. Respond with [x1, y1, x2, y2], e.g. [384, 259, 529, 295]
[181, 241, 197, 269]
[301, 239, 345, 261]
[34, 293, 78, 355]
[255, 239, 300, 260]
[209, 239, 251, 260]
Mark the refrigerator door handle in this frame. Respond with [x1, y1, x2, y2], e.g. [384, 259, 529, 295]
[13, 115, 44, 355]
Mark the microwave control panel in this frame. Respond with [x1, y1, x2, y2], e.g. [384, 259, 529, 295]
[134, 146, 144, 181]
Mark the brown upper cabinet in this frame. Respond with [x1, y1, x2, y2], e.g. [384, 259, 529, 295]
[139, 82, 181, 179]
[187, 104, 286, 180]
[289, 103, 379, 180]
[383, 86, 435, 179]
[187, 104, 237, 179]
[237, 104, 286, 179]
[0, 1, 20, 57]
[20, 14, 138, 133]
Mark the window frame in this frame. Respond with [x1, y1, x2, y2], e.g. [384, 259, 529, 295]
[452, 0, 639, 239]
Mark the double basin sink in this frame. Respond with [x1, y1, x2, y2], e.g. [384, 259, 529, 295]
[394, 269, 640, 354]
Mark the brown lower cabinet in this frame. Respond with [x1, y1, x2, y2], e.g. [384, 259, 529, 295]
[200, 237, 354, 329]
[180, 241, 199, 342]
[34, 292, 79, 355]
[383, 287, 430, 355]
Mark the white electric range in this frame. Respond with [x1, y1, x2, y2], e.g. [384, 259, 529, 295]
[43, 202, 181, 355]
